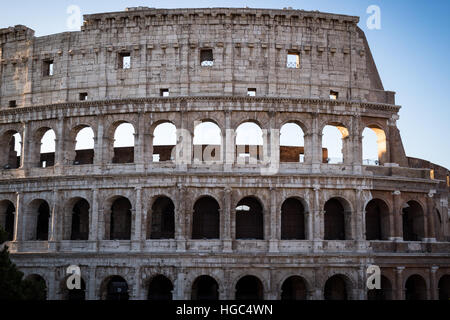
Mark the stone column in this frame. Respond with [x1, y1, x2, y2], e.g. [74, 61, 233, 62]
[175, 184, 186, 252]
[312, 186, 322, 240]
[20, 121, 29, 169]
[174, 271, 186, 300]
[429, 266, 439, 300]
[89, 188, 99, 241]
[392, 190, 403, 240]
[175, 110, 191, 170]
[425, 192, 436, 241]
[135, 112, 145, 167]
[268, 187, 278, 252]
[22, 120, 37, 170]
[87, 266, 97, 300]
[311, 113, 321, 173]
[306, 209, 313, 241]
[132, 266, 142, 300]
[132, 187, 142, 251]
[222, 187, 232, 252]
[48, 189, 59, 250]
[355, 188, 365, 241]
[146, 133, 154, 164]
[303, 131, 313, 165]
[224, 111, 234, 172]
[54, 116, 65, 167]
[394, 266, 405, 300]
[14, 192, 24, 242]
[47, 269, 57, 300]
[351, 113, 362, 174]
[94, 118, 104, 166]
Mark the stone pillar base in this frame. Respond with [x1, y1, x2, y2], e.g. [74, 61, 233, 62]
[131, 240, 141, 251]
[222, 239, 232, 253]
[176, 239, 186, 252]
[268, 239, 279, 253]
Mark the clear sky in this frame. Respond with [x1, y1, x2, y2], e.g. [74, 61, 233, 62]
[2, 0, 449, 169]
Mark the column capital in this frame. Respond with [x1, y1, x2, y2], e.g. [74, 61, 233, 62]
[431, 265, 439, 272]
[392, 190, 401, 196]
[395, 266, 405, 272]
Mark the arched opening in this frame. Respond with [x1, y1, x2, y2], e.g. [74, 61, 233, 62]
[281, 198, 305, 240]
[36, 201, 50, 241]
[235, 122, 263, 164]
[324, 198, 348, 240]
[102, 276, 129, 300]
[362, 126, 386, 166]
[63, 277, 86, 300]
[280, 123, 305, 163]
[109, 197, 132, 240]
[324, 275, 348, 300]
[281, 276, 307, 300]
[74, 127, 94, 165]
[191, 275, 219, 300]
[192, 196, 220, 239]
[153, 122, 177, 162]
[148, 196, 175, 239]
[0, 130, 21, 169]
[193, 121, 222, 163]
[438, 275, 450, 300]
[113, 123, 134, 163]
[39, 129, 56, 168]
[235, 197, 263, 240]
[147, 275, 173, 300]
[365, 199, 390, 240]
[322, 124, 349, 164]
[405, 275, 427, 300]
[0, 200, 15, 241]
[402, 201, 425, 241]
[71, 199, 90, 240]
[24, 274, 47, 300]
[235, 275, 264, 300]
[367, 275, 392, 300]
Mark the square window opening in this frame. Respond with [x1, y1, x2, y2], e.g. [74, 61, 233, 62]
[43, 60, 54, 76]
[200, 49, 214, 67]
[79, 92, 88, 101]
[118, 52, 131, 69]
[330, 90, 339, 100]
[9, 100, 17, 108]
[286, 52, 300, 68]
[160, 89, 169, 97]
[247, 88, 256, 97]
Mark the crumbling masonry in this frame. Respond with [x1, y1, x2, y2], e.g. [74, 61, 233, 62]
[0, 7, 449, 300]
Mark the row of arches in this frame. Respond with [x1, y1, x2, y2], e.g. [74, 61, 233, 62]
[0, 196, 431, 242]
[29, 273, 450, 300]
[1, 120, 387, 168]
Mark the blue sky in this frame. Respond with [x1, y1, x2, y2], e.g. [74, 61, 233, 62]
[1, 0, 449, 169]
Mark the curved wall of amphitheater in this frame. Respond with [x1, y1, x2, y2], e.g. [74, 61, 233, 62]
[0, 7, 449, 300]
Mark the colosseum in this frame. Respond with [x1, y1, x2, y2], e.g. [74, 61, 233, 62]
[0, 7, 449, 301]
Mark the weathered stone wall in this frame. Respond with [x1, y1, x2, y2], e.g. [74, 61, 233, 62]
[1, 8, 393, 109]
[0, 7, 448, 300]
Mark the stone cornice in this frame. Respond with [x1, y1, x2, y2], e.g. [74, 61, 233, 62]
[0, 96, 401, 121]
[0, 169, 437, 192]
[82, 7, 360, 32]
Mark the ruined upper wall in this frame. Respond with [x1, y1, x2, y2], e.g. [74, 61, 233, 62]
[0, 7, 394, 109]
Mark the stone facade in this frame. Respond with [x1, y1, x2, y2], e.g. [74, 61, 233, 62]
[0, 7, 449, 300]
